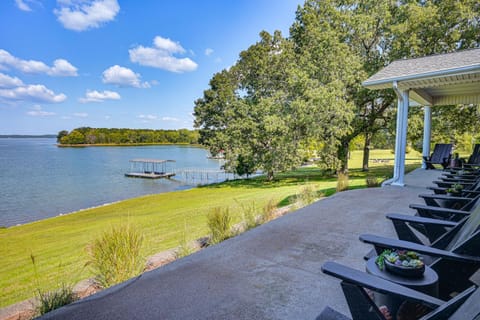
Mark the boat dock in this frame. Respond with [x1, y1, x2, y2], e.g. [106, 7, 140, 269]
[125, 159, 176, 179]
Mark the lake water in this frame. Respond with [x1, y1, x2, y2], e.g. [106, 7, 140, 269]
[0, 138, 225, 227]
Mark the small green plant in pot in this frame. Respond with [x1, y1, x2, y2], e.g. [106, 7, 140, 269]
[446, 183, 463, 195]
[376, 249, 425, 277]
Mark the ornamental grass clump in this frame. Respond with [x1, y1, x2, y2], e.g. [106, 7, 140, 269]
[176, 221, 195, 259]
[86, 223, 144, 288]
[239, 201, 260, 231]
[207, 207, 232, 245]
[30, 254, 78, 316]
[261, 199, 277, 223]
[366, 175, 380, 188]
[36, 284, 77, 316]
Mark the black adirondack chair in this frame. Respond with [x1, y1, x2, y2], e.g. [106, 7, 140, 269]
[409, 194, 480, 222]
[428, 182, 480, 196]
[359, 231, 480, 300]
[389, 195, 480, 242]
[363, 205, 479, 261]
[432, 179, 476, 190]
[317, 261, 477, 320]
[424, 144, 453, 170]
[419, 193, 477, 209]
[462, 144, 480, 169]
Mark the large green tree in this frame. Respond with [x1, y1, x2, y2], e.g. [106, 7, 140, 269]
[195, 31, 304, 180]
[194, 29, 358, 179]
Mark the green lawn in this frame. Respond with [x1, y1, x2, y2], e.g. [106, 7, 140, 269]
[0, 149, 422, 307]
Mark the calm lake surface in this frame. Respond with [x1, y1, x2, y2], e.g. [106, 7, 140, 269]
[0, 138, 225, 227]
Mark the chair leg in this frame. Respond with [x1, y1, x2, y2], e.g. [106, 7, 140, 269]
[340, 282, 385, 320]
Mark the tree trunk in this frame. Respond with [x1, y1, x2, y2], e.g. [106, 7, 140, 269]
[337, 139, 350, 174]
[267, 171, 274, 181]
[362, 133, 372, 172]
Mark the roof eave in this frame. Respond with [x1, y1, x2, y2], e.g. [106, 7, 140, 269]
[362, 64, 480, 89]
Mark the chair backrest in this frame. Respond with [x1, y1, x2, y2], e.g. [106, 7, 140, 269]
[449, 286, 480, 320]
[468, 144, 480, 164]
[430, 144, 452, 163]
[448, 199, 480, 250]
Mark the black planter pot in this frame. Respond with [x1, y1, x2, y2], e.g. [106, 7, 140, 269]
[384, 259, 425, 278]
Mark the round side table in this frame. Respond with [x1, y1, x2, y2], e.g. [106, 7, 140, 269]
[366, 256, 439, 316]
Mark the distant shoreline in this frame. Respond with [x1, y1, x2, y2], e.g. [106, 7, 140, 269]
[57, 142, 203, 147]
[0, 135, 56, 138]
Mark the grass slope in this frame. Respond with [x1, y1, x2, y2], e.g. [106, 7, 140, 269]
[0, 149, 421, 307]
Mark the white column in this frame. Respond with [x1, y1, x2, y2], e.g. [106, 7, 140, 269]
[422, 106, 432, 169]
[392, 89, 410, 186]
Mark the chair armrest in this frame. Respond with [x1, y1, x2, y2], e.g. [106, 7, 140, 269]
[409, 204, 470, 217]
[433, 180, 475, 188]
[440, 178, 478, 183]
[442, 175, 478, 180]
[419, 194, 472, 202]
[427, 187, 480, 196]
[463, 163, 480, 168]
[321, 261, 445, 307]
[359, 234, 480, 263]
[386, 213, 459, 227]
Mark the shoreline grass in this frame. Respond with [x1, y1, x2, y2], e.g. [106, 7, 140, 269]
[0, 149, 421, 308]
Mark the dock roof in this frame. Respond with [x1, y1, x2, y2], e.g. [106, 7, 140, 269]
[129, 159, 176, 163]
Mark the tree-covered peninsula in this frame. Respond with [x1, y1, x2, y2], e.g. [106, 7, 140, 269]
[57, 127, 199, 145]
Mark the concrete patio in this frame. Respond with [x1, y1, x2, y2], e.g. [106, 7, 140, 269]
[41, 168, 443, 320]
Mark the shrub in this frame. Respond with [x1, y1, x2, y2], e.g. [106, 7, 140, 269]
[207, 207, 232, 245]
[37, 284, 77, 316]
[296, 185, 318, 206]
[86, 223, 144, 288]
[336, 172, 349, 192]
[366, 176, 380, 188]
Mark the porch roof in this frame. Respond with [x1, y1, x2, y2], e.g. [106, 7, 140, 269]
[363, 48, 480, 106]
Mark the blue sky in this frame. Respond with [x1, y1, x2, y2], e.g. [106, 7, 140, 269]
[0, 0, 304, 135]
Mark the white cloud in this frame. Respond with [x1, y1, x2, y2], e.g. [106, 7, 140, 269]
[15, 0, 32, 11]
[54, 0, 120, 32]
[205, 48, 214, 56]
[102, 65, 149, 88]
[138, 114, 158, 120]
[162, 116, 179, 122]
[0, 83, 66, 103]
[73, 112, 88, 118]
[50, 59, 78, 76]
[26, 105, 56, 117]
[79, 89, 121, 103]
[0, 72, 24, 88]
[0, 49, 78, 76]
[129, 36, 198, 73]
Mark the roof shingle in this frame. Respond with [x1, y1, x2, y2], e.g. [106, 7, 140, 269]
[364, 48, 480, 85]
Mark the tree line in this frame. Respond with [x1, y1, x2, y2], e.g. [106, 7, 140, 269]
[57, 128, 199, 145]
[194, 0, 479, 179]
